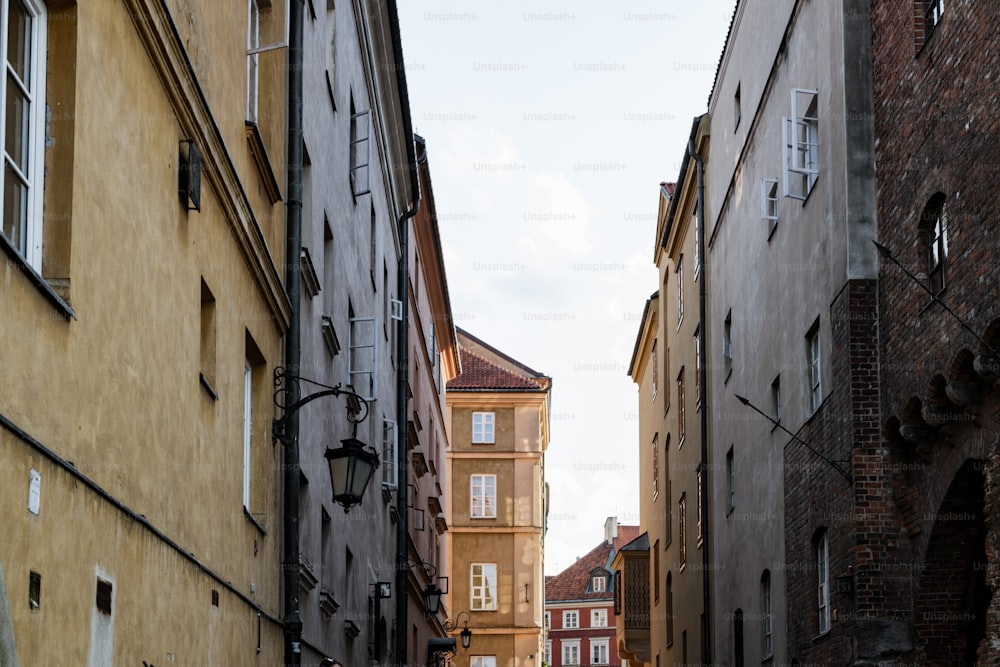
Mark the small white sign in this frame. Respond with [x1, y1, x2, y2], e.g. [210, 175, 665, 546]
[28, 468, 40, 515]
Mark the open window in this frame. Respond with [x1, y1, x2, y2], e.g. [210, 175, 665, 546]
[782, 89, 819, 200]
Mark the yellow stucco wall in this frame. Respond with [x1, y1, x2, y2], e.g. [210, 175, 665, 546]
[0, 0, 287, 662]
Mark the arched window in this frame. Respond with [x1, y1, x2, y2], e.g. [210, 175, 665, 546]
[920, 193, 948, 294]
[734, 608, 745, 667]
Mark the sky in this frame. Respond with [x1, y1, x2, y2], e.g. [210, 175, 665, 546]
[396, 1, 736, 576]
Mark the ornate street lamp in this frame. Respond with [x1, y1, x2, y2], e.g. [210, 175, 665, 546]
[272, 368, 379, 512]
[444, 611, 472, 650]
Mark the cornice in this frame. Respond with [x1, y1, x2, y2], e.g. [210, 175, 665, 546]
[124, 0, 291, 333]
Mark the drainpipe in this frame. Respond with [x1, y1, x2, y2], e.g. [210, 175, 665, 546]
[387, 2, 421, 665]
[688, 127, 711, 665]
[282, 0, 304, 665]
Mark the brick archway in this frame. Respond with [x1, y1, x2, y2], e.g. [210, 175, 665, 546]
[914, 459, 990, 664]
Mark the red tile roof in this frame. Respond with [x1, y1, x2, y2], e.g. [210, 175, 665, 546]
[545, 541, 613, 602]
[613, 525, 643, 552]
[660, 181, 677, 198]
[446, 347, 546, 392]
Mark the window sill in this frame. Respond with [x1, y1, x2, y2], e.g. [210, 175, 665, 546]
[762, 654, 774, 663]
[200, 373, 219, 401]
[244, 121, 283, 205]
[244, 507, 267, 535]
[812, 629, 831, 642]
[0, 233, 77, 320]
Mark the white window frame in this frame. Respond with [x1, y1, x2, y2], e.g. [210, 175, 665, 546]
[592, 638, 610, 665]
[381, 419, 397, 488]
[762, 178, 779, 232]
[652, 434, 659, 500]
[1, 0, 47, 270]
[470, 657, 496, 667]
[545, 640, 552, 665]
[782, 88, 819, 200]
[348, 315, 377, 400]
[350, 109, 371, 196]
[472, 411, 495, 444]
[243, 360, 252, 510]
[591, 608, 608, 627]
[563, 609, 579, 629]
[470, 474, 496, 518]
[925, 0, 944, 30]
[246, 0, 260, 123]
[562, 640, 580, 666]
[817, 533, 830, 634]
[544, 611, 550, 629]
[471, 563, 497, 611]
[927, 203, 948, 293]
[762, 571, 774, 658]
[807, 323, 822, 413]
[592, 576, 607, 594]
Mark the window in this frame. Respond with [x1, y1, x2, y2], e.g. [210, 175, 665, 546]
[350, 103, 371, 196]
[807, 321, 822, 413]
[651, 339, 658, 400]
[734, 82, 741, 130]
[545, 641, 552, 665]
[592, 638, 610, 665]
[243, 359, 252, 510]
[664, 438, 672, 546]
[922, 194, 948, 294]
[678, 493, 687, 569]
[246, 0, 259, 122]
[676, 256, 684, 329]
[369, 204, 377, 288]
[924, 0, 944, 34]
[592, 576, 607, 593]
[324, 0, 337, 105]
[734, 609, 745, 667]
[654, 540, 660, 603]
[726, 447, 735, 514]
[471, 563, 497, 611]
[472, 411, 495, 444]
[696, 467, 704, 547]
[544, 611, 550, 629]
[1, 0, 47, 270]
[200, 279, 218, 396]
[677, 368, 686, 446]
[783, 88, 819, 200]
[562, 640, 580, 666]
[723, 310, 733, 378]
[471, 657, 496, 667]
[762, 178, 779, 234]
[693, 212, 701, 280]
[563, 609, 579, 629]
[470, 474, 496, 518]
[666, 572, 674, 646]
[652, 434, 659, 499]
[772, 375, 782, 424]
[817, 532, 830, 633]
[762, 570, 773, 658]
[694, 325, 702, 410]
[381, 420, 397, 488]
[592, 608, 608, 627]
[348, 314, 377, 400]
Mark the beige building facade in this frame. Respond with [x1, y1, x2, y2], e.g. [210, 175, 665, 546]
[0, 0, 289, 663]
[445, 330, 551, 667]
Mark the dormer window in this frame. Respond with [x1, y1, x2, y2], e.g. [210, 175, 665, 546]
[592, 575, 606, 593]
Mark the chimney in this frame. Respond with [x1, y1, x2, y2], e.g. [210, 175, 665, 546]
[604, 516, 618, 545]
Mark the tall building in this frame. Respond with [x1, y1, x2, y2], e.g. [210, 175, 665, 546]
[0, 0, 289, 662]
[546, 518, 637, 667]
[623, 161, 711, 665]
[703, 0, 878, 663]
[295, 1, 423, 664]
[849, 1, 1000, 663]
[445, 329, 552, 667]
[407, 134, 462, 665]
